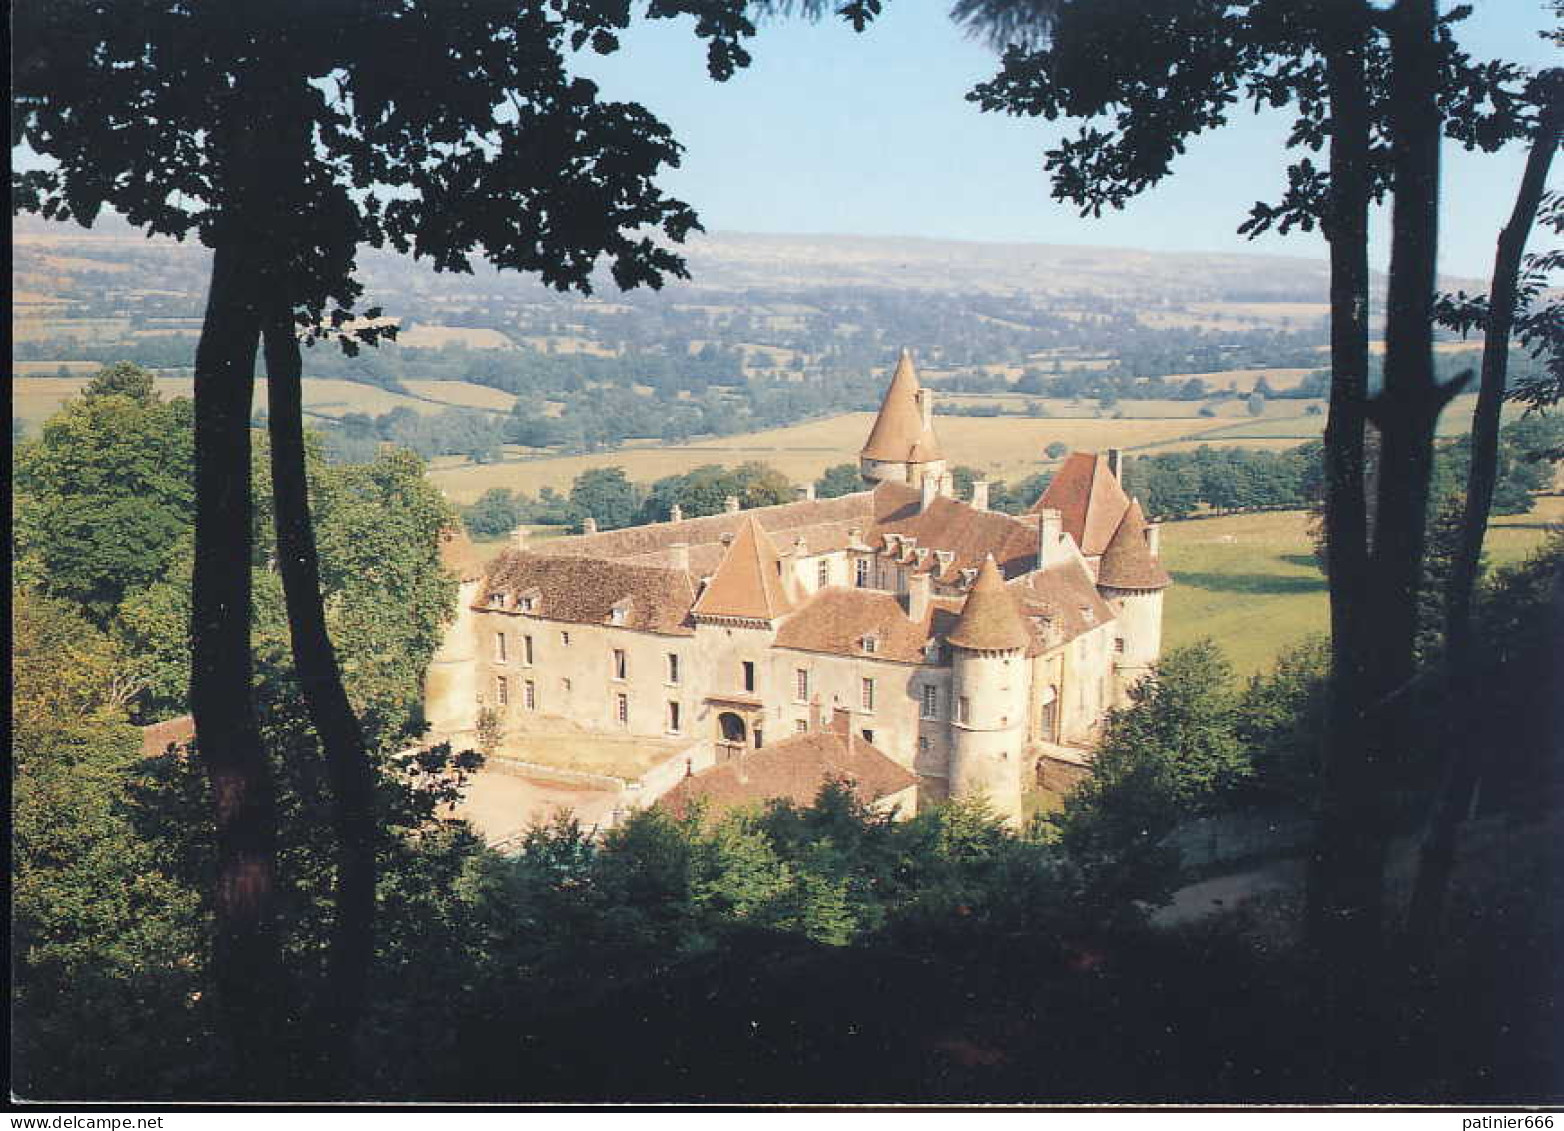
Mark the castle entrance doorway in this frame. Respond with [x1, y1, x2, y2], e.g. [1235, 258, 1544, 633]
[718, 712, 747, 744]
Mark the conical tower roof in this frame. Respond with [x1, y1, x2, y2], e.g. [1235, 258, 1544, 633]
[1097, 498, 1172, 590]
[947, 554, 1030, 652]
[691, 515, 795, 622]
[861, 350, 943, 462]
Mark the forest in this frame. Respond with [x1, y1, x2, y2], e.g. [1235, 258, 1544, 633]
[12, 0, 1564, 1107]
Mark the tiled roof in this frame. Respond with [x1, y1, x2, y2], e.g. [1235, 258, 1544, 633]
[690, 516, 794, 623]
[1009, 559, 1120, 650]
[1031, 451, 1131, 557]
[1097, 499, 1172, 590]
[439, 526, 488, 582]
[482, 553, 697, 635]
[861, 350, 943, 462]
[657, 731, 918, 818]
[774, 586, 962, 663]
[947, 555, 1032, 652]
[871, 482, 1040, 578]
[537, 491, 876, 565]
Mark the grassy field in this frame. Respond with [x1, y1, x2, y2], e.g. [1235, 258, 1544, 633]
[13, 374, 519, 432]
[426, 411, 1251, 503]
[1159, 495, 1563, 678]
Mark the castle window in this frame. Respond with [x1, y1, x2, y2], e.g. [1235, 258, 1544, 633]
[860, 677, 876, 712]
[667, 701, 682, 734]
[795, 668, 809, 702]
[918, 736, 930, 755]
[667, 653, 681, 684]
[754, 728, 764, 750]
[488, 592, 505, 609]
[861, 729, 875, 744]
[855, 558, 870, 588]
[524, 680, 536, 711]
[523, 634, 534, 665]
[1114, 636, 1125, 654]
[1081, 606, 1095, 625]
[496, 676, 509, 707]
[561, 677, 572, 694]
[958, 696, 971, 725]
[494, 632, 508, 663]
[796, 719, 809, 734]
[920, 685, 939, 719]
[861, 634, 879, 654]
[561, 631, 571, 646]
[612, 649, 627, 681]
[615, 693, 629, 726]
[817, 560, 830, 588]
[742, 661, 756, 693]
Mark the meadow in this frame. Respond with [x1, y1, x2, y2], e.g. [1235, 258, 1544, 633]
[1158, 494, 1563, 677]
[12, 374, 515, 432]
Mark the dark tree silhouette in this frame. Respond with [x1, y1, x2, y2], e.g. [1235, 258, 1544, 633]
[953, 0, 1537, 980]
[14, 0, 870, 1088]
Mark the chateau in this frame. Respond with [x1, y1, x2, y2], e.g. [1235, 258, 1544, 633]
[425, 351, 1171, 824]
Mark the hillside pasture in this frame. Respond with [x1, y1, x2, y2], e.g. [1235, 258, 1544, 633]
[1159, 495, 1562, 677]
[394, 324, 515, 350]
[402, 380, 517, 412]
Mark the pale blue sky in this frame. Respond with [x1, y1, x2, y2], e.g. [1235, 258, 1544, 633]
[579, 0, 1561, 279]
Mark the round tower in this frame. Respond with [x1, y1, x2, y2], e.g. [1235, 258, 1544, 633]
[1095, 499, 1172, 706]
[423, 528, 486, 738]
[946, 555, 1030, 825]
[860, 349, 947, 488]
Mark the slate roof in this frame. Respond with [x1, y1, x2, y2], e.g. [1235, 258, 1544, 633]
[657, 731, 918, 818]
[947, 555, 1032, 652]
[482, 553, 697, 635]
[860, 350, 943, 462]
[1031, 451, 1132, 557]
[690, 516, 795, 623]
[1096, 499, 1172, 590]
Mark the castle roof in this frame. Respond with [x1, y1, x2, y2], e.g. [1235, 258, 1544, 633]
[1096, 499, 1171, 590]
[438, 525, 488, 582]
[860, 350, 943, 463]
[947, 555, 1032, 652]
[657, 730, 917, 819]
[690, 515, 794, 623]
[482, 553, 697, 635]
[1009, 559, 1119, 648]
[1031, 451, 1131, 557]
[870, 481, 1040, 578]
[774, 587, 963, 664]
[536, 490, 876, 568]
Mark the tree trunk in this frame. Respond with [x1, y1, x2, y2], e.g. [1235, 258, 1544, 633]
[263, 309, 378, 1088]
[1405, 95, 1562, 951]
[1346, 0, 1459, 956]
[1307, 1, 1377, 964]
[191, 234, 280, 1091]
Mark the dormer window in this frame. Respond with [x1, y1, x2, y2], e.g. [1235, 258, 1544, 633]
[518, 587, 541, 613]
[487, 591, 506, 609]
[609, 598, 632, 627]
[915, 547, 930, 566]
[1081, 605, 1095, 625]
[861, 634, 880, 655]
[960, 568, 978, 587]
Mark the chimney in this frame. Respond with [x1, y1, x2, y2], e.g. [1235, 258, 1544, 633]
[795, 482, 816, 502]
[1106, 448, 1123, 480]
[510, 525, 529, 550]
[670, 541, 690, 571]
[582, 516, 598, 535]
[908, 569, 932, 623]
[724, 495, 740, 514]
[793, 533, 809, 557]
[719, 531, 735, 547]
[916, 386, 934, 430]
[1145, 522, 1161, 557]
[670, 503, 684, 523]
[1037, 507, 1063, 568]
[971, 480, 990, 512]
[920, 472, 940, 513]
